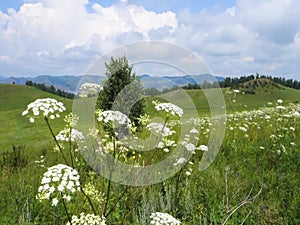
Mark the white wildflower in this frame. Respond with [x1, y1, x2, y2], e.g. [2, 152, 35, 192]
[189, 127, 199, 134]
[22, 98, 66, 122]
[154, 102, 184, 117]
[198, 145, 208, 151]
[79, 83, 102, 97]
[56, 129, 85, 142]
[66, 213, 106, 225]
[150, 212, 181, 225]
[97, 110, 131, 126]
[173, 157, 187, 166]
[147, 122, 174, 137]
[36, 164, 80, 205]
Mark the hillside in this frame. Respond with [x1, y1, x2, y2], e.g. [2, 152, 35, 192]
[0, 84, 72, 151]
[146, 82, 300, 116]
[238, 78, 284, 94]
[1, 82, 300, 151]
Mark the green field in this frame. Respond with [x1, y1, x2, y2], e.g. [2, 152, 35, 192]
[0, 84, 73, 151]
[1, 84, 300, 151]
[0, 83, 300, 224]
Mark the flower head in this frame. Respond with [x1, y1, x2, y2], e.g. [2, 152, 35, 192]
[79, 83, 102, 97]
[66, 213, 106, 225]
[36, 164, 80, 205]
[56, 129, 85, 142]
[150, 212, 181, 225]
[146, 122, 174, 137]
[22, 98, 66, 122]
[173, 157, 187, 166]
[198, 145, 208, 151]
[154, 102, 184, 117]
[97, 110, 131, 126]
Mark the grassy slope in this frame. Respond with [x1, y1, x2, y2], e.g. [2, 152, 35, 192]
[0, 84, 72, 152]
[145, 86, 300, 117]
[1, 83, 300, 151]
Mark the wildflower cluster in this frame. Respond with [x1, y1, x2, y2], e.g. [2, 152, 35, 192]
[83, 182, 104, 204]
[56, 128, 85, 142]
[66, 213, 106, 225]
[226, 101, 299, 154]
[22, 98, 66, 122]
[79, 83, 102, 97]
[64, 113, 79, 128]
[153, 101, 184, 117]
[150, 212, 181, 225]
[147, 122, 174, 137]
[36, 164, 81, 206]
[97, 110, 131, 126]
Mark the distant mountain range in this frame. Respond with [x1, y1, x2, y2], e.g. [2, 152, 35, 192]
[0, 74, 224, 93]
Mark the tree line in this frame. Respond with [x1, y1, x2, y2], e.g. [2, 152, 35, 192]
[145, 73, 300, 96]
[218, 73, 300, 89]
[25, 80, 75, 99]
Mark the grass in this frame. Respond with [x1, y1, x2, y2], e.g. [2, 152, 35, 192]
[145, 86, 300, 117]
[0, 83, 300, 224]
[0, 84, 72, 152]
[2, 83, 300, 151]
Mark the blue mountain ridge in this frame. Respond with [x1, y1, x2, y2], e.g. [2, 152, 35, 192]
[0, 74, 224, 92]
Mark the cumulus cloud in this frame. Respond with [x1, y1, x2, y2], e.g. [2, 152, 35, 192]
[0, 0, 300, 79]
[0, 0, 178, 75]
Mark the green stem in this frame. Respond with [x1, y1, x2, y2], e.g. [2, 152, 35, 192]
[61, 193, 72, 225]
[104, 137, 116, 216]
[68, 127, 75, 168]
[44, 117, 69, 165]
[80, 188, 97, 214]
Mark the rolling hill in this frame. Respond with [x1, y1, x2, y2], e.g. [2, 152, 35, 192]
[1, 81, 300, 152]
[0, 84, 72, 152]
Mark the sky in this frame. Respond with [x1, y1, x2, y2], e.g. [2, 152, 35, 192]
[0, 0, 300, 79]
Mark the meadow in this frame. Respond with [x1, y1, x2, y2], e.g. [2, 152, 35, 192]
[0, 83, 299, 224]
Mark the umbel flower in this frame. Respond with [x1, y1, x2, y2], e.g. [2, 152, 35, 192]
[150, 212, 181, 225]
[56, 128, 85, 142]
[79, 82, 102, 97]
[36, 164, 81, 206]
[22, 98, 66, 122]
[97, 110, 131, 126]
[66, 213, 106, 225]
[146, 122, 174, 137]
[154, 102, 184, 117]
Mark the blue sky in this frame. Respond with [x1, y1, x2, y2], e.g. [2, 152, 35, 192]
[0, 0, 300, 79]
[0, 0, 236, 13]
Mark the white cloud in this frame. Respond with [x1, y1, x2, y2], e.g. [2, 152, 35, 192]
[0, 0, 300, 79]
[0, 0, 178, 76]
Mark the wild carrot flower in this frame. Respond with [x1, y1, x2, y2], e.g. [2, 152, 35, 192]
[36, 164, 80, 206]
[173, 157, 187, 166]
[154, 102, 184, 117]
[56, 129, 85, 142]
[79, 83, 102, 97]
[147, 122, 174, 137]
[66, 213, 106, 225]
[150, 212, 181, 225]
[97, 110, 131, 126]
[198, 145, 208, 151]
[22, 98, 66, 122]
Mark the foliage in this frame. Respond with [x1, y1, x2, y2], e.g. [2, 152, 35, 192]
[0, 84, 300, 224]
[25, 80, 75, 99]
[96, 56, 145, 126]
